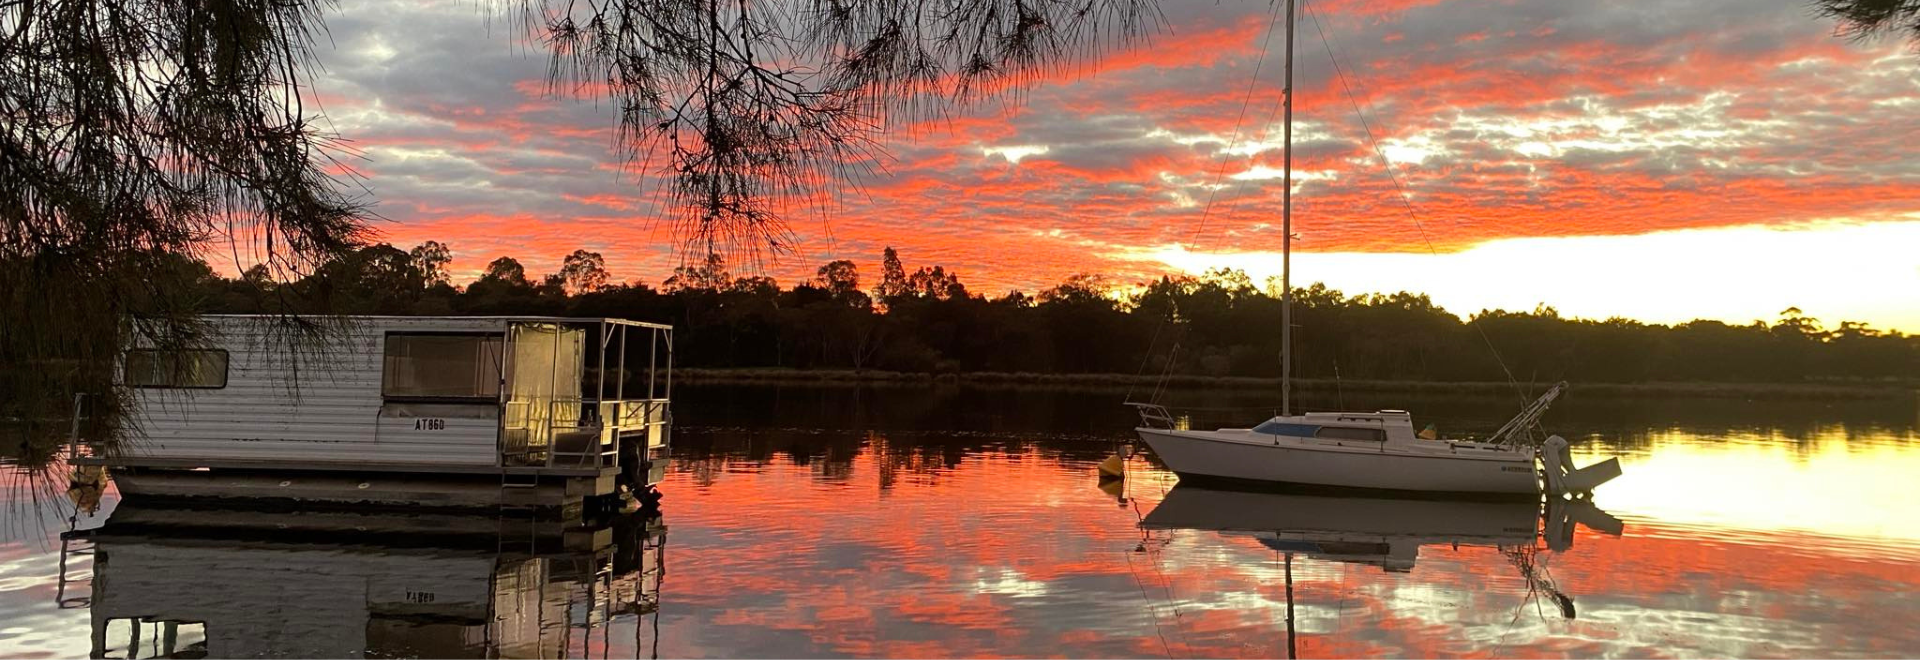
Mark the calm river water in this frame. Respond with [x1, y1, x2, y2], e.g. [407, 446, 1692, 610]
[3, 384, 1917, 658]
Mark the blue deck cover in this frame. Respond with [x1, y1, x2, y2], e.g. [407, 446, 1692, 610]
[1251, 421, 1321, 437]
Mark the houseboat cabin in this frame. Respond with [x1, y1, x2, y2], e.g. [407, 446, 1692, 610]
[78, 315, 673, 515]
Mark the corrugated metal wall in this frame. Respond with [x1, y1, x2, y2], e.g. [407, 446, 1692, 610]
[125, 317, 512, 468]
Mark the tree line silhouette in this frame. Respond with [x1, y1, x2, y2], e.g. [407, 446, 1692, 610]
[164, 241, 1917, 385]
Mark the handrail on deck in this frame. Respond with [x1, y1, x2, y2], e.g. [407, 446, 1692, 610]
[1485, 381, 1569, 446]
[541, 398, 673, 469]
[1125, 402, 1177, 429]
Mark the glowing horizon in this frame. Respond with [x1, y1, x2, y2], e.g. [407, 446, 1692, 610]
[1125, 219, 1920, 332]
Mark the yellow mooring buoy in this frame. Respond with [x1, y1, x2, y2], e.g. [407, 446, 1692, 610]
[1097, 454, 1126, 479]
[1097, 475, 1126, 503]
[68, 464, 106, 514]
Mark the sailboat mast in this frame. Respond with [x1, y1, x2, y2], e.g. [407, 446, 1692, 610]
[1281, 0, 1297, 418]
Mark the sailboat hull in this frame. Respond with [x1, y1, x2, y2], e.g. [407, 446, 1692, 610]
[1136, 427, 1540, 499]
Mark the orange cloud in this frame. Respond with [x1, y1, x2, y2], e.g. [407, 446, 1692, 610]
[303, 0, 1918, 326]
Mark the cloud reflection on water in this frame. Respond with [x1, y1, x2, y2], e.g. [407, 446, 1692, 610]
[653, 423, 1920, 658]
[1, 406, 1916, 658]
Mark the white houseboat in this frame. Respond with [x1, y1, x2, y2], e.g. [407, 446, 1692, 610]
[73, 315, 673, 515]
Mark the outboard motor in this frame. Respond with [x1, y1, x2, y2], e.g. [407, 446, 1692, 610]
[1540, 435, 1622, 497]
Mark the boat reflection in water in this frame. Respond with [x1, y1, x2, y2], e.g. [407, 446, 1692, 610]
[1138, 486, 1623, 655]
[58, 506, 666, 659]
[1141, 487, 1623, 571]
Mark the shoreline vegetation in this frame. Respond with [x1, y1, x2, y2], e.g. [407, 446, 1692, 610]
[11, 244, 1917, 442]
[116, 245, 1920, 392]
[674, 368, 1917, 400]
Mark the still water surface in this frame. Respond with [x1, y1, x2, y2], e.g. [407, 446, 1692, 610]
[3, 385, 1917, 658]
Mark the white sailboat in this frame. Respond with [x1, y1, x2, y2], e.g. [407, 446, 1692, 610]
[1127, 0, 1621, 499]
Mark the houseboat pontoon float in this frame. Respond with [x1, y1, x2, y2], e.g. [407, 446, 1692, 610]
[73, 315, 673, 516]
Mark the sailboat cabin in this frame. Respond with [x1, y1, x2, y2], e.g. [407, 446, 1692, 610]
[1249, 411, 1418, 445]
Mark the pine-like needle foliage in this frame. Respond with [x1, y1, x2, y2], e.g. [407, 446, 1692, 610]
[1816, 0, 1920, 49]
[527, 0, 1160, 265]
[1, 0, 369, 446]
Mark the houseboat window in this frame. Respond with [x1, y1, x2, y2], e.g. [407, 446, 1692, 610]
[1317, 426, 1386, 442]
[124, 349, 229, 388]
[382, 334, 504, 400]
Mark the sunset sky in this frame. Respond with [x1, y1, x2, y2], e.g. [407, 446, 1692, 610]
[297, 0, 1920, 331]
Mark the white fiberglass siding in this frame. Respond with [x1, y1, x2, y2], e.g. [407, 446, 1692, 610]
[124, 316, 509, 469]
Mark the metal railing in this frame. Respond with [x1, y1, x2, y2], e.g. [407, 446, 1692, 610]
[497, 318, 673, 472]
[541, 397, 598, 469]
[1485, 381, 1568, 446]
[530, 398, 672, 470]
[1125, 402, 1178, 429]
[611, 399, 671, 450]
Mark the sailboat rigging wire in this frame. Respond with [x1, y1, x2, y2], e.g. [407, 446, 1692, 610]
[1127, 496, 1192, 659]
[1130, 0, 1291, 398]
[1333, 356, 1346, 409]
[1301, 0, 1524, 396]
[1491, 539, 1568, 659]
[1124, 546, 1179, 660]
[1150, 546, 1198, 656]
[1126, 313, 1173, 403]
[1301, 0, 1430, 254]
[1150, 339, 1184, 404]
[1186, 0, 1290, 247]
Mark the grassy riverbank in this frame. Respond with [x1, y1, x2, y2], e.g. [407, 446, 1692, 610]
[672, 368, 1918, 400]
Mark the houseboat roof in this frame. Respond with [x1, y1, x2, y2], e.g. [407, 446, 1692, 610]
[195, 314, 673, 331]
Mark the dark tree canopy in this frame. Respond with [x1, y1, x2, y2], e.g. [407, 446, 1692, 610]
[663, 253, 736, 292]
[411, 242, 454, 285]
[483, 257, 532, 286]
[557, 249, 611, 295]
[875, 246, 911, 303]
[1040, 273, 1117, 308]
[815, 259, 870, 308]
[907, 265, 969, 301]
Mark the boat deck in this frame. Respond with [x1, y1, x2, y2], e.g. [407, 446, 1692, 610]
[73, 455, 626, 479]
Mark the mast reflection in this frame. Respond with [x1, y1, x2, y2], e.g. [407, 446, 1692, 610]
[59, 505, 667, 659]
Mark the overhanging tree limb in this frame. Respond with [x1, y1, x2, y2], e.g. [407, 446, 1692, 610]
[526, 0, 1161, 266]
